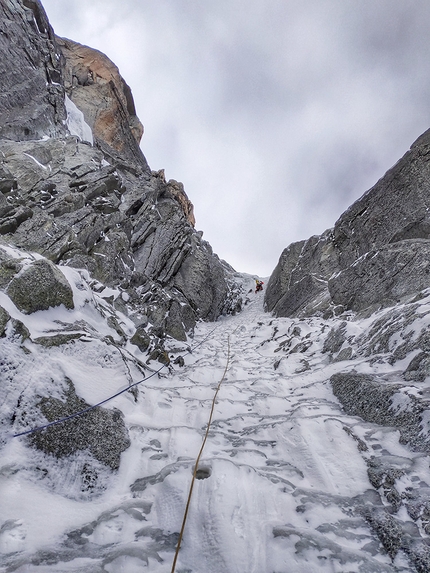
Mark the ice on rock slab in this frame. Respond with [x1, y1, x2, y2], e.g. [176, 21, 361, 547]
[65, 95, 93, 145]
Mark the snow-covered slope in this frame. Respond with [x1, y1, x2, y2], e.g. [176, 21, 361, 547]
[1, 3, 429, 572]
[1, 256, 429, 572]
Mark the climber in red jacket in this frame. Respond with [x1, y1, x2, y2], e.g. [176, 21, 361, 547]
[255, 279, 264, 293]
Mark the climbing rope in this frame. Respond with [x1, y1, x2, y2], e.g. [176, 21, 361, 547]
[12, 363, 166, 438]
[12, 325, 220, 439]
[171, 335, 231, 573]
[12, 289, 260, 440]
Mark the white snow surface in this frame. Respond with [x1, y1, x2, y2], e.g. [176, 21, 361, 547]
[64, 95, 94, 145]
[0, 266, 429, 572]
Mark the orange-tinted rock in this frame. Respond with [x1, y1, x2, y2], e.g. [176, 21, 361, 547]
[57, 37, 146, 167]
[167, 178, 196, 227]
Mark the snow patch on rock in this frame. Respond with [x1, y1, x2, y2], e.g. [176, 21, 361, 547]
[64, 95, 93, 145]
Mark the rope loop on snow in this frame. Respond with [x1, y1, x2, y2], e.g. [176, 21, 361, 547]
[171, 335, 231, 573]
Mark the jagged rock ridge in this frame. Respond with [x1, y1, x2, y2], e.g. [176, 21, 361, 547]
[265, 129, 430, 319]
[0, 0, 243, 345]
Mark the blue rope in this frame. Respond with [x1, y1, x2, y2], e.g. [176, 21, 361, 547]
[12, 326, 219, 438]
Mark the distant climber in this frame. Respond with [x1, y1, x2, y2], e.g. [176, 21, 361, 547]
[255, 279, 264, 293]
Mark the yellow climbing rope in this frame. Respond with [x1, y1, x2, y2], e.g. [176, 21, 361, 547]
[170, 335, 231, 573]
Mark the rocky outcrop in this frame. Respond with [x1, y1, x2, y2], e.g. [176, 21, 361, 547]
[0, 0, 243, 348]
[264, 121, 430, 573]
[165, 177, 195, 227]
[263, 239, 305, 315]
[331, 371, 430, 453]
[328, 240, 430, 311]
[2, 5, 430, 570]
[0, 239, 210, 495]
[0, 0, 245, 487]
[0, 305, 10, 336]
[0, 128, 241, 337]
[57, 36, 148, 170]
[332, 129, 430, 268]
[265, 229, 340, 317]
[265, 129, 430, 317]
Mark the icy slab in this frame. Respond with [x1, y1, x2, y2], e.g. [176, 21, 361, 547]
[64, 95, 93, 145]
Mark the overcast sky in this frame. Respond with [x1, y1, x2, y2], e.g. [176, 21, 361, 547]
[42, 0, 430, 276]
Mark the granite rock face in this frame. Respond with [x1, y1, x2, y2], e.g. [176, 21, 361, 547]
[265, 230, 340, 318]
[265, 129, 430, 318]
[264, 109, 430, 573]
[57, 36, 148, 171]
[328, 240, 430, 311]
[0, 0, 66, 141]
[331, 371, 430, 453]
[0, 0, 243, 346]
[332, 129, 430, 269]
[263, 119, 430, 572]
[29, 378, 130, 470]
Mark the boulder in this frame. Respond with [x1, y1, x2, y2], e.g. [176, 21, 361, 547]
[7, 259, 74, 313]
[0, 305, 10, 336]
[0, 248, 21, 288]
[322, 322, 347, 354]
[11, 317, 30, 341]
[0, 165, 17, 194]
[331, 372, 430, 453]
[33, 332, 85, 347]
[29, 378, 130, 470]
[130, 324, 151, 352]
[403, 352, 430, 382]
